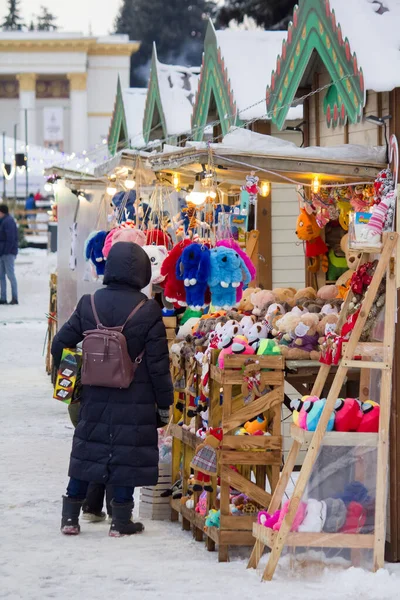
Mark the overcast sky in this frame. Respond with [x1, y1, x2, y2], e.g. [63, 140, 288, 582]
[0, 0, 124, 36]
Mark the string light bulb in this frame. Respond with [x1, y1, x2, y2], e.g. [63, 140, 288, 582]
[260, 181, 270, 197]
[125, 178, 136, 190]
[44, 182, 52, 192]
[172, 173, 181, 191]
[106, 184, 117, 196]
[311, 176, 320, 194]
[208, 189, 217, 200]
[186, 180, 207, 206]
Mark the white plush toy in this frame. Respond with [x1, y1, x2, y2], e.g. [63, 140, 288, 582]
[217, 320, 241, 349]
[240, 315, 256, 338]
[248, 321, 269, 351]
[143, 245, 168, 284]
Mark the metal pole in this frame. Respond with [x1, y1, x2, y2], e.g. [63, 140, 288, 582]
[2, 131, 6, 200]
[25, 109, 28, 198]
[14, 123, 17, 204]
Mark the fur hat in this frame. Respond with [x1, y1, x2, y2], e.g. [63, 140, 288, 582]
[298, 499, 327, 533]
[323, 498, 347, 533]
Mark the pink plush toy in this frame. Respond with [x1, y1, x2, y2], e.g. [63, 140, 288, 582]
[251, 290, 275, 317]
[273, 500, 307, 532]
[102, 228, 117, 258]
[112, 227, 146, 248]
[218, 335, 255, 368]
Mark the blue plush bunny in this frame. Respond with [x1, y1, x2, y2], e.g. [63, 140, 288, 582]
[176, 243, 211, 310]
[84, 230, 108, 276]
[305, 398, 335, 432]
[208, 246, 251, 310]
[112, 190, 150, 227]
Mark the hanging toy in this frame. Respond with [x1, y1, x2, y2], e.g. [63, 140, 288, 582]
[176, 243, 211, 311]
[242, 171, 260, 205]
[208, 246, 251, 310]
[216, 238, 256, 301]
[296, 209, 329, 273]
[112, 228, 146, 248]
[146, 228, 173, 250]
[143, 245, 168, 285]
[160, 240, 192, 307]
[84, 230, 108, 276]
[337, 199, 351, 231]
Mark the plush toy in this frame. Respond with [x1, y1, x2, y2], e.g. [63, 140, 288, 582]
[293, 287, 317, 305]
[317, 285, 339, 302]
[160, 240, 191, 307]
[296, 209, 328, 272]
[208, 246, 251, 310]
[257, 339, 281, 355]
[238, 287, 260, 312]
[176, 243, 211, 310]
[356, 401, 380, 433]
[247, 321, 269, 351]
[328, 247, 348, 281]
[84, 230, 108, 276]
[336, 234, 364, 289]
[218, 335, 255, 368]
[191, 427, 223, 492]
[143, 245, 168, 285]
[334, 398, 363, 432]
[251, 290, 276, 317]
[112, 190, 136, 222]
[272, 312, 300, 346]
[291, 396, 318, 429]
[195, 491, 208, 516]
[205, 509, 220, 528]
[273, 500, 307, 532]
[160, 478, 183, 499]
[112, 227, 146, 248]
[272, 287, 297, 306]
[102, 228, 117, 258]
[244, 415, 267, 435]
[217, 319, 241, 350]
[216, 238, 256, 300]
[305, 398, 335, 431]
[297, 499, 327, 533]
[280, 313, 319, 360]
[240, 315, 256, 338]
[242, 171, 260, 204]
[146, 228, 172, 250]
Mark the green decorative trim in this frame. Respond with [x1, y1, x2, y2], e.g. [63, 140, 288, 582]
[143, 48, 168, 143]
[266, 0, 365, 130]
[108, 77, 129, 156]
[191, 21, 242, 142]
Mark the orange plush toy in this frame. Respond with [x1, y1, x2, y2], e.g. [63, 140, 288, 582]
[296, 209, 328, 273]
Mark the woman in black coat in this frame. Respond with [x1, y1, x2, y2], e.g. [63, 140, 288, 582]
[52, 242, 173, 536]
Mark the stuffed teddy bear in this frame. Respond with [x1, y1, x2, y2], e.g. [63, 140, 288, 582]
[251, 290, 275, 317]
[208, 247, 252, 310]
[311, 314, 339, 360]
[216, 238, 256, 301]
[191, 427, 223, 492]
[238, 287, 260, 312]
[176, 243, 211, 310]
[293, 287, 317, 305]
[143, 245, 168, 285]
[336, 233, 363, 289]
[317, 284, 339, 302]
[272, 312, 300, 346]
[296, 209, 328, 272]
[84, 230, 108, 276]
[272, 287, 297, 306]
[280, 313, 319, 360]
[161, 239, 192, 307]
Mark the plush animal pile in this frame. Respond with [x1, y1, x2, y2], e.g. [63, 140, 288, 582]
[290, 395, 380, 433]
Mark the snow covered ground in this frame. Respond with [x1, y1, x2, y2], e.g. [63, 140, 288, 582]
[1, 250, 400, 599]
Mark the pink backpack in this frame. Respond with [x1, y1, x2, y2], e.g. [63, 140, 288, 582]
[81, 295, 146, 388]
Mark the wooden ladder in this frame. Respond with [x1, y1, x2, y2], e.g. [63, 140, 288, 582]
[248, 232, 398, 580]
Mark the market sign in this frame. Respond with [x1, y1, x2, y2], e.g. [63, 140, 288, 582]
[43, 107, 64, 151]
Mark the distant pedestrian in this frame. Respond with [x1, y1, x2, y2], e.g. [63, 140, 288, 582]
[52, 242, 173, 537]
[0, 204, 18, 306]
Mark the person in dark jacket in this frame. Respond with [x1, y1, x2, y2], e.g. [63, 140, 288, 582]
[51, 242, 173, 537]
[0, 204, 18, 305]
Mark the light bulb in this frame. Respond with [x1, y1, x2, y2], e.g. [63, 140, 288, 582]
[186, 180, 206, 206]
[209, 190, 217, 199]
[106, 185, 117, 196]
[260, 181, 270, 197]
[125, 179, 136, 190]
[311, 176, 320, 194]
[173, 173, 180, 190]
[44, 182, 52, 192]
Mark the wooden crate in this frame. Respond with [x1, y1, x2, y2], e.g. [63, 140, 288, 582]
[138, 463, 172, 520]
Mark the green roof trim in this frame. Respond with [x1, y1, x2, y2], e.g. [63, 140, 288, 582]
[266, 0, 365, 130]
[107, 77, 129, 156]
[142, 47, 168, 144]
[191, 21, 242, 142]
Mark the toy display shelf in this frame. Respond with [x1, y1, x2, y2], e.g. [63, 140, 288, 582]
[163, 316, 177, 348]
[248, 233, 398, 581]
[169, 351, 285, 561]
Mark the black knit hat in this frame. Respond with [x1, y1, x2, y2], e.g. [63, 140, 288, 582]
[0, 204, 9, 214]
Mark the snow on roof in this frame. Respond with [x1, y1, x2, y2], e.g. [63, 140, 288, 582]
[0, 32, 133, 44]
[218, 128, 386, 164]
[122, 88, 147, 148]
[156, 59, 200, 136]
[215, 29, 302, 121]
[325, 0, 400, 92]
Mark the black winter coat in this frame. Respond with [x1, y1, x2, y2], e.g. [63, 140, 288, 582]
[51, 242, 173, 487]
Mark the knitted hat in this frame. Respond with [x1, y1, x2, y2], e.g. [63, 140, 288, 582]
[337, 481, 371, 506]
[323, 498, 347, 533]
[298, 499, 327, 533]
[340, 501, 367, 533]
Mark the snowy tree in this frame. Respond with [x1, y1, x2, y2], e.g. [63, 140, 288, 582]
[35, 6, 58, 31]
[217, 0, 297, 30]
[114, 0, 216, 86]
[2, 0, 24, 31]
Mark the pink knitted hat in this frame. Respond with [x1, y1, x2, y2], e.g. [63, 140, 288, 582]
[112, 228, 146, 247]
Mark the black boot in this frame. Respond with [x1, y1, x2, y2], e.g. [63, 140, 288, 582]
[109, 501, 144, 537]
[82, 483, 107, 522]
[61, 496, 82, 535]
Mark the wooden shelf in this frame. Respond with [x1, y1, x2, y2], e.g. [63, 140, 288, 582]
[290, 424, 378, 447]
[252, 524, 374, 549]
[170, 423, 201, 449]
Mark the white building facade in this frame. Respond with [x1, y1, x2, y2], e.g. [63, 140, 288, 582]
[0, 32, 139, 154]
